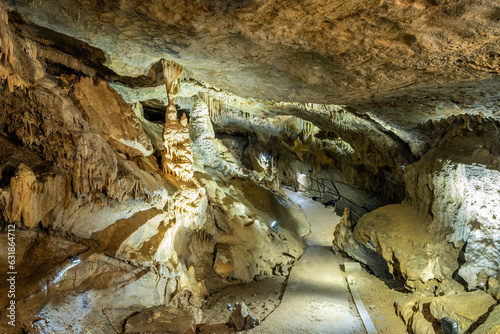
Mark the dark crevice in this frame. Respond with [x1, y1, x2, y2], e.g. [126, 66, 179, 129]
[452, 243, 469, 290]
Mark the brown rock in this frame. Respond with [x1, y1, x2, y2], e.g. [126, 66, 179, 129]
[352, 204, 460, 292]
[213, 245, 234, 280]
[6, 0, 499, 106]
[124, 306, 196, 334]
[72, 77, 154, 157]
[8, 163, 66, 228]
[490, 287, 500, 302]
[228, 302, 260, 331]
[473, 305, 500, 334]
[430, 291, 497, 333]
[332, 207, 391, 278]
[395, 294, 437, 334]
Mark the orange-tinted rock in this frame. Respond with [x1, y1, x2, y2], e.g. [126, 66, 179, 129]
[73, 77, 154, 157]
[124, 306, 196, 334]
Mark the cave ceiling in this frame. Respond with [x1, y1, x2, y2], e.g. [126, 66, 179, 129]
[4, 0, 500, 118]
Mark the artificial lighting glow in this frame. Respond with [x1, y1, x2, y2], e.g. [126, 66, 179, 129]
[270, 220, 279, 232]
[51, 257, 82, 285]
[297, 172, 307, 185]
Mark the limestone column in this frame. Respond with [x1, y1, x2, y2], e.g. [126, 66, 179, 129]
[160, 59, 195, 184]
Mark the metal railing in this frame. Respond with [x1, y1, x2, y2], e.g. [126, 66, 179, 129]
[302, 175, 369, 221]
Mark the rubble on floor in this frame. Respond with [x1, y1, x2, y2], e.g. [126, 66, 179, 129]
[228, 302, 261, 331]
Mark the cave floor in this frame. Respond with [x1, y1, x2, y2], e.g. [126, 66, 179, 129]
[244, 190, 364, 333]
[199, 191, 408, 333]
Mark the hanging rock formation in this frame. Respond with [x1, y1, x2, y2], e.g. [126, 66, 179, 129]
[161, 60, 195, 184]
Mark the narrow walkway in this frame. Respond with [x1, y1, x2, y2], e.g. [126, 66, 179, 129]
[249, 191, 364, 333]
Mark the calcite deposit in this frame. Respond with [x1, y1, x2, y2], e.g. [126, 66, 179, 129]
[404, 119, 500, 288]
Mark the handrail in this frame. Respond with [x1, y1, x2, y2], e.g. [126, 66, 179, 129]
[302, 174, 369, 221]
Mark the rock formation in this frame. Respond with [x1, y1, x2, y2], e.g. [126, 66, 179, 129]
[0, 0, 498, 332]
[228, 302, 260, 331]
[404, 118, 500, 288]
[396, 290, 497, 334]
[0, 3, 307, 331]
[123, 306, 199, 334]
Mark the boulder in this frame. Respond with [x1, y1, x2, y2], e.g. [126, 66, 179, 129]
[472, 305, 500, 334]
[228, 302, 260, 331]
[488, 277, 500, 302]
[395, 294, 437, 334]
[352, 204, 460, 292]
[430, 290, 497, 333]
[332, 207, 391, 278]
[490, 287, 500, 303]
[124, 306, 196, 334]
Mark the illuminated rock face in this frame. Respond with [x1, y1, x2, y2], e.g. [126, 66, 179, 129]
[161, 60, 196, 183]
[0, 4, 306, 331]
[162, 108, 194, 183]
[352, 204, 460, 292]
[2, 162, 65, 229]
[404, 119, 500, 288]
[0, 0, 499, 331]
[335, 117, 500, 292]
[72, 76, 154, 157]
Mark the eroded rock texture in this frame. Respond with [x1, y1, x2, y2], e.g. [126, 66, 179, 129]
[353, 204, 460, 292]
[405, 119, 500, 288]
[0, 3, 307, 332]
[396, 290, 497, 334]
[0, 0, 499, 332]
[334, 117, 500, 294]
[3, 0, 499, 106]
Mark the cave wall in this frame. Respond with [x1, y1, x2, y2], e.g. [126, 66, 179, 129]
[404, 116, 500, 288]
[0, 5, 307, 332]
[0, 0, 499, 331]
[334, 116, 500, 294]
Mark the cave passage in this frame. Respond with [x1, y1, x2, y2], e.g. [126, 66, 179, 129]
[250, 190, 364, 334]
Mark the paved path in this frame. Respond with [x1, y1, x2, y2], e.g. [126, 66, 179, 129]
[249, 191, 364, 334]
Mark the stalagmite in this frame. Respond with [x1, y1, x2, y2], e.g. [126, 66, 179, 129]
[160, 59, 197, 184]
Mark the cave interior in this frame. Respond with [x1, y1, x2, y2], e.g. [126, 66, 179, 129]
[0, 0, 499, 333]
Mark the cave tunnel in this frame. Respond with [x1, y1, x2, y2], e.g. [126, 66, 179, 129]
[0, 0, 499, 333]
